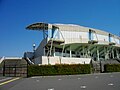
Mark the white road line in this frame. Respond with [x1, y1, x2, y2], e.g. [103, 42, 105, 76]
[36, 80, 39, 82]
[95, 76, 98, 78]
[110, 75, 113, 77]
[78, 78, 81, 80]
[108, 83, 114, 86]
[31, 77, 42, 79]
[58, 79, 61, 80]
[31, 77, 37, 79]
[48, 88, 54, 90]
[80, 85, 87, 89]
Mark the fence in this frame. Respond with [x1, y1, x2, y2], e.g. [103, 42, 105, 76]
[0, 60, 28, 77]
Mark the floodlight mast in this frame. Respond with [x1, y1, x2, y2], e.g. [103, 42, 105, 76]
[33, 43, 36, 52]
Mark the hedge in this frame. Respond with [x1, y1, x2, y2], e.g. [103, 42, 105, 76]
[104, 64, 120, 72]
[28, 64, 91, 77]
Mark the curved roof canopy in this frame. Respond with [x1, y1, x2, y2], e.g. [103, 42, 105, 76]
[26, 22, 58, 30]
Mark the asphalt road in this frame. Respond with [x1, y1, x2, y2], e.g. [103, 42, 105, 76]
[0, 73, 120, 90]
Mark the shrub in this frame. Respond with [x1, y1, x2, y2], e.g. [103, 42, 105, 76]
[104, 64, 120, 72]
[28, 64, 91, 77]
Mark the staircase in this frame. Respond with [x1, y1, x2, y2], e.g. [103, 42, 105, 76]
[91, 60, 101, 73]
[91, 59, 120, 73]
[114, 58, 120, 63]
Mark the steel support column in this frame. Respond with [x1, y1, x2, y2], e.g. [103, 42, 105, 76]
[116, 49, 119, 59]
[105, 47, 109, 60]
[53, 47, 55, 56]
[97, 47, 100, 61]
[83, 46, 85, 57]
[70, 46, 72, 58]
[112, 48, 114, 59]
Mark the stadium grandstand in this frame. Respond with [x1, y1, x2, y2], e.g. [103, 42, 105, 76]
[23, 22, 120, 66]
[0, 22, 120, 74]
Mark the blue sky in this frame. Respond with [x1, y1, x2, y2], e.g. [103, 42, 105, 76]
[0, 0, 120, 57]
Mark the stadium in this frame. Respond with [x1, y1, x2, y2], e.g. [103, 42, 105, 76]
[24, 22, 120, 65]
[0, 22, 120, 76]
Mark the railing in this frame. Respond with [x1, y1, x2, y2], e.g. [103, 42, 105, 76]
[26, 57, 34, 64]
[4, 57, 22, 59]
[0, 56, 5, 64]
[65, 38, 89, 44]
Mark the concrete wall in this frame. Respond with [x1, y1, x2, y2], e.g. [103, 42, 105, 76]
[50, 29, 120, 45]
[46, 28, 119, 45]
[60, 31, 89, 44]
[61, 57, 91, 64]
[50, 24, 120, 45]
[34, 38, 47, 58]
[42, 56, 60, 65]
[34, 56, 42, 64]
[34, 56, 91, 65]
[97, 34, 108, 42]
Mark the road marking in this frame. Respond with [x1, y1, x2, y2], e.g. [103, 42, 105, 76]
[31, 77, 36, 79]
[108, 83, 114, 86]
[110, 75, 113, 77]
[95, 76, 98, 78]
[58, 79, 61, 80]
[48, 88, 54, 90]
[0, 77, 12, 82]
[80, 85, 86, 89]
[36, 80, 39, 82]
[0, 77, 20, 86]
[31, 77, 41, 79]
[78, 78, 81, 80]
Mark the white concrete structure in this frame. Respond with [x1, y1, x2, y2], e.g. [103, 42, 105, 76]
[25, 22, 120, 65]
[0, 56, 22, 64]
[0, 57, 25, 63]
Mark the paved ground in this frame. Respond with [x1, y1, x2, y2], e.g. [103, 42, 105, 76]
[0, 73, 120, 90]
